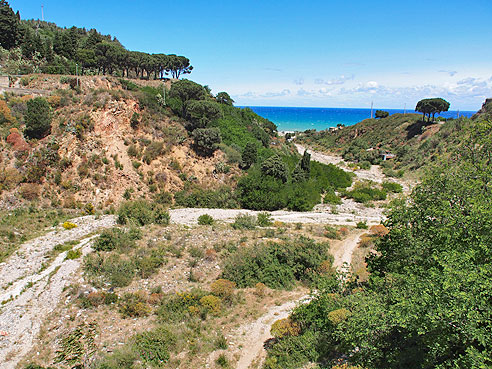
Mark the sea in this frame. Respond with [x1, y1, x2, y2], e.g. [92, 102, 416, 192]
[242, 106, 475, 132]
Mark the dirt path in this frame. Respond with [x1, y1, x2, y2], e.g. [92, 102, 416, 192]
[231, 231, 364, 369]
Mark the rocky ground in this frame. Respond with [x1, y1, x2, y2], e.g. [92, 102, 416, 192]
[0, 147, 403, 369]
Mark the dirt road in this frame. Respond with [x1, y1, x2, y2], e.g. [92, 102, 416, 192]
[232, 231, 364, 369]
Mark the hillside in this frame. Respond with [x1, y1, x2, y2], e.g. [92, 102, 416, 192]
[296, 110, 483, 177]
[0, 75, 248, 210]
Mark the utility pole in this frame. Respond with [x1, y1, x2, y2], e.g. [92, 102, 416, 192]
[404, 103, 406, 114]
[41, 5, 44, 21]
[370, 101, 374, 119]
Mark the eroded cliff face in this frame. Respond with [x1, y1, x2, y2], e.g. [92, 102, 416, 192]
[0, 75, 239, 210]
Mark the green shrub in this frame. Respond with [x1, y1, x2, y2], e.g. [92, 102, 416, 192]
[215, 354, 229, 368]
[143, 141, 165, 164]
[84, 253, 135, 287]
[93, 228, 140, 252]
[356, 221, 368, 229]
[66, 248, 82, 260]
[119, 292, 151, 318]
[382, 181, 403, 193]
[221, 237, 330, 289]
[345, 183, 387, 203]
[117, 200, 169, 226]
[192, 127, 222, 156]
[263, 330, 320, 369]
[133, 327, 175, 365]
[157, 289, 208, 323]
[154, 191, 173, 206]
[257, 212, 273, 227]
[324, 226, 339, 239]
[24, 97, 52, 139]
[119, 78, 139, 91]
[198, 214, 214, 225]
[231, 214, 257, 230]
[174, 186, 238, 208]
[323, 189, 342, 205]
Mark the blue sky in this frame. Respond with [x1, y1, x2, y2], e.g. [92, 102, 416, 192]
[12, 0, 492, 110]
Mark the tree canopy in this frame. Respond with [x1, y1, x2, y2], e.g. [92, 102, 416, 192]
[0, 5, 193, 78]
[0, 1, 20, 49]
[415, 98, 450, 122]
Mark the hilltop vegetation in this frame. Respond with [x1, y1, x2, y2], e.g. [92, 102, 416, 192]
[264, 119, 492, 369]
[297, 111, 478, 176]
[0, 1, 191, 77]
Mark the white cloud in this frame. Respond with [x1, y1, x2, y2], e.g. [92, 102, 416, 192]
[314, 74, 354, 86]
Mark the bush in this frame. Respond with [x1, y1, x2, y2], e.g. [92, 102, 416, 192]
[231, 214, 257, 230]
[192, 127, 221, 156]
[62, 221, 77, 230]
[323, 189, 342, 205]
[84, 253, 135, 287]
[66, 248, 82, 260]
[119, 292, 151, 318]
[263, 330, 320, 369]
[198, 214, 214, 225]
[143, 141, 165, 164]
[382, 181, 403, 193]
[199, 295, 222, 316]
[324, 225, 339, 239]
[24, 97, 52, 139]
[271, 318, 301, 339]
[210, 279, 236, 301]
[257, 212, 273, 227]
[345, 183, 387, 203]
[133, 327, 175, 366]
[356, 221, 368, 229]
[221, 237, 330, 289]
[93, 228, 140, 252]
[157, 289, 208, 322]
[117, 200, 169, 226]
[174, 186, 239, 209]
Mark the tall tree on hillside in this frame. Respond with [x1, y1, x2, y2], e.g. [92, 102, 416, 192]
[166, 55, 193, 79]
[0, 0, 21, 49]
[416, 98, 450, 122]
[168, 79, 206, 117]
[241, 142, 258, 169]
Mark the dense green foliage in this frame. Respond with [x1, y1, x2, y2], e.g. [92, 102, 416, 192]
[0, 2, 192, 77]
[0, 1, 20, 50]
[192, 127, 222, 156]
[117, 200, 169, 226]
[24, 97, 51, 139]
[267, 120, 492, 368]
[174, 186, 239, 209]
[415, 97, 450, 122]
[375, 110, 389, 119]
[221, 237, 331, 289]
[237, 154, 351, 211]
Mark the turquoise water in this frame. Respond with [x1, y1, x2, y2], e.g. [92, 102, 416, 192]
[243, 106, 475, 132]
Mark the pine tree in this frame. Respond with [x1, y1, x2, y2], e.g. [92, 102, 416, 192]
[0, 1, 21, 49]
